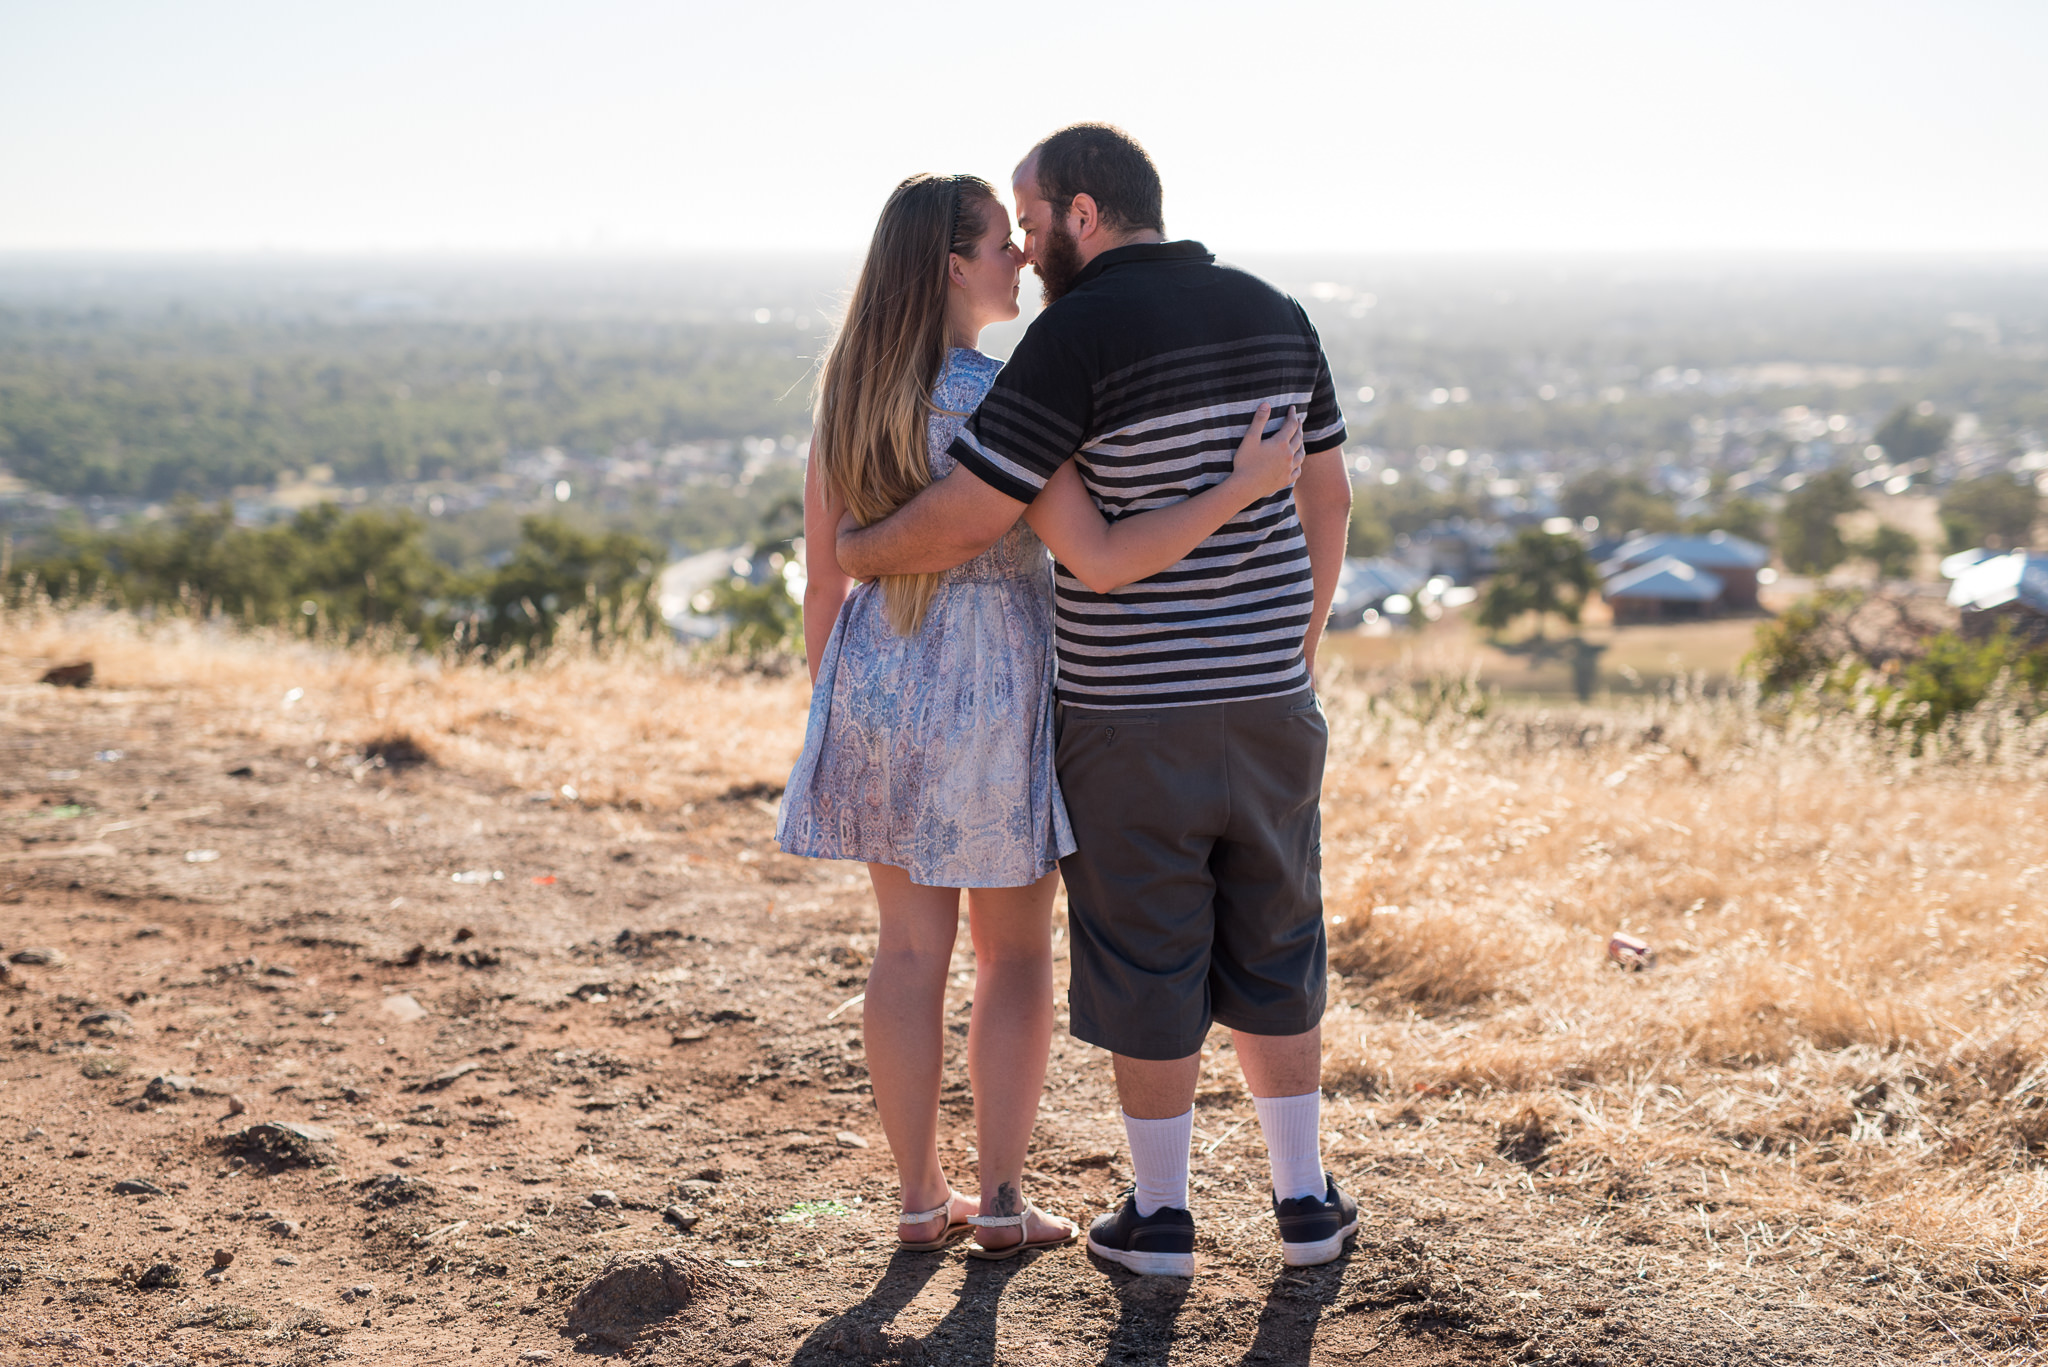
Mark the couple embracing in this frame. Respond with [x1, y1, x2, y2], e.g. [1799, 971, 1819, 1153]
[777, 124, 1355, 1277]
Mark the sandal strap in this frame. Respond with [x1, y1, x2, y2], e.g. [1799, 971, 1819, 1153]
[900, 1203, 954, 1225]
[967, 1206, 1033, 1228]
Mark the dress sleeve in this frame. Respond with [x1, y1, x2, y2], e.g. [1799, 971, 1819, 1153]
[946, 331, 1093, 503]
[1295, 307, 1348, 455]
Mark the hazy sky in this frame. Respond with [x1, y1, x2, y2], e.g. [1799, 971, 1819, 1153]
[3, 0, 2043, 255]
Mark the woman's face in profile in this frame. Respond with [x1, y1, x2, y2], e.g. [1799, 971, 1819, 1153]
[955, 202, 1025, 326]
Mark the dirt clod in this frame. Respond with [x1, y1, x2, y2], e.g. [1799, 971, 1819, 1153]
[143, 1073, 194, 1102]
[565, 1250, 734, 1348]
[113, 1178, 164, 1196]
[9, 947, 66, 967]
[136, 1262, 181, 1290]
[39, 660, 93, 687]
[357, 1173, 435, 1208]
[222, 1120, 336, 1168]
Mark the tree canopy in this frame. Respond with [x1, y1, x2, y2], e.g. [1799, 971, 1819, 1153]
[1477, 528, 1597, 637]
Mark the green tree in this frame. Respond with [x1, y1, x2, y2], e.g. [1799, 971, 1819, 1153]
[1871, 405, 1953, 465]
[1477, 528, 1596, 638]
[1851, 523, 1920, 580]
[472, 516, 661, 654]
[1559, 471, 1678, 536]
[1940, 474, 2040, 553]
[1685, 495, 1772, 549]
[1779, 469, 1861, 575]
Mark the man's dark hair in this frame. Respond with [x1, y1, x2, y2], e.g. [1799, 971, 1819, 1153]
[1029, 123, 1164, 234]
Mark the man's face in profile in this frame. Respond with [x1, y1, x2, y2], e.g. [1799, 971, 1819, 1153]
[1012, 156, 1085, 306]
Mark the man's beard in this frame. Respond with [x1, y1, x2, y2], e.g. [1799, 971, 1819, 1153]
[1035, 220, 1086, 305]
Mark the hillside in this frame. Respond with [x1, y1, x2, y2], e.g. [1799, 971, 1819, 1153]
[2, 609, 2044, 1365]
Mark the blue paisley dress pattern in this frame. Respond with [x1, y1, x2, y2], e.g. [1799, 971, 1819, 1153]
[777, 348, 1076, 888]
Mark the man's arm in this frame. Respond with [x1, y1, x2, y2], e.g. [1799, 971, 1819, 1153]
[835, 464, 1027, 579]
[799, 441, 851, 682]
[1294, 446, 1352, 674]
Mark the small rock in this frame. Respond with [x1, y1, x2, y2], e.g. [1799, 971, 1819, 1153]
[587, 1189, 620, 1209]
[226, 1094, 249, 1117]
[661, 1205, 700, 1233]
[380, 993, 428, 1024]
[9, 947, 66, 967]
[452, 927, 475, 943]
[273, 1255, 299, 1266]
[80, 1009, 132, 1035]
[69, 1146, 89, 1158]
[113, 1178, 165, 1196]
[39, 660, 93, 688]
[137, 1262, 182, 1290]
[145, 1073, 196, 1102]
[421, 1061, 481, 1090]
[834, 1131, 869, 1149]
[213, 1249, 234, 1270]
[264, 1217, 301, 1238]
[676, 1180, 717, 1198]
[520, 1352, 556, 1362]
[262, 964, 297, 978]
[686, 1168, 723, 1183]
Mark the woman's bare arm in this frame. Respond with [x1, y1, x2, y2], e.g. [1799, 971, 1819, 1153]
[1023, 404, 1304, 594]
[800, 441, 852, 682]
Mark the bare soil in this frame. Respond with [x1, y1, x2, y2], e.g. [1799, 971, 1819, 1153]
[1, 675, 1934, 1365]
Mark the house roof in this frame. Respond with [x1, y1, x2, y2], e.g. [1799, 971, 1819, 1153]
[1604, 555, 1725, 602]
[1602, 530, 1770, 575]
[1947, 550, 2048, 615]
[1337, 557, 1426, 605]
[1939, 546, 2000, 579]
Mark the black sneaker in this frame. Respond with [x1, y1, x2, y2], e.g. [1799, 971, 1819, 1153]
[1086, 1189, 1196, 1278]
[1273, 1173, 1359, 1267]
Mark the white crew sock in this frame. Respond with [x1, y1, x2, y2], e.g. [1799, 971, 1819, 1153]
[1122, 1108, 1193, 1216]
[1253, 1090, 1326, 1202]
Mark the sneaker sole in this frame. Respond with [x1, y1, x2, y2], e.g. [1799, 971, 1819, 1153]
[1087, 1235, 1196, 1278]
[1279, 1215, 1359, 1267]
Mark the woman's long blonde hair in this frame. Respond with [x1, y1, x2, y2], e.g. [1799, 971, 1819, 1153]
[815, 173, 999, 636]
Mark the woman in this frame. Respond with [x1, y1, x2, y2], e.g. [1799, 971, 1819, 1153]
[777, 173, 1304, 1258]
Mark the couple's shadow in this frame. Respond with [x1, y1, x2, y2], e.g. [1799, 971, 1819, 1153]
[789, 1245, 1348, 1366]
[788, 1245, 1027, 1366]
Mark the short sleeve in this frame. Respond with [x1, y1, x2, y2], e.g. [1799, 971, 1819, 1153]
[946, 329, 1093, 503]
[1296, 308, 1347, 454]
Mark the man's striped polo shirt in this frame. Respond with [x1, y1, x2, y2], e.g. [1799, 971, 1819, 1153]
[949, 240, 1347, 709]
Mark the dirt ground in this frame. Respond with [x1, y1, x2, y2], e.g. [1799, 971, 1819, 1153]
[0, 669, 1942, 1366]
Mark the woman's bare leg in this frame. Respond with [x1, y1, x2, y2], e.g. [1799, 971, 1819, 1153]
[862, 863, 975, 1242]
[964, 870, 1074, 1247]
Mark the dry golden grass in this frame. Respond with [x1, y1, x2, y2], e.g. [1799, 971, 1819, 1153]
[1316, 665, 2048, 1333]
[0, 607, 807, 809]
[8, 602, 2048, 1337]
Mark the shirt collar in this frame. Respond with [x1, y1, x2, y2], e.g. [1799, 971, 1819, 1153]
[1071, 238, 1214, 290]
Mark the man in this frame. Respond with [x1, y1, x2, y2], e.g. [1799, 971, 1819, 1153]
[836, 123, 1355, 1276]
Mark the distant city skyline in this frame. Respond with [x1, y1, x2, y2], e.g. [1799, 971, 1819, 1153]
[3, 0, 2045, 255]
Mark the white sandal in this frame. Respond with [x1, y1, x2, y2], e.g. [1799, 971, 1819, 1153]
[897, 1196, 972, 1252]
[966, 1204, 1079, 1261]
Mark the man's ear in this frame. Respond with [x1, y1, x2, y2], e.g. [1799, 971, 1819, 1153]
[1069, 193, 1100, 243]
